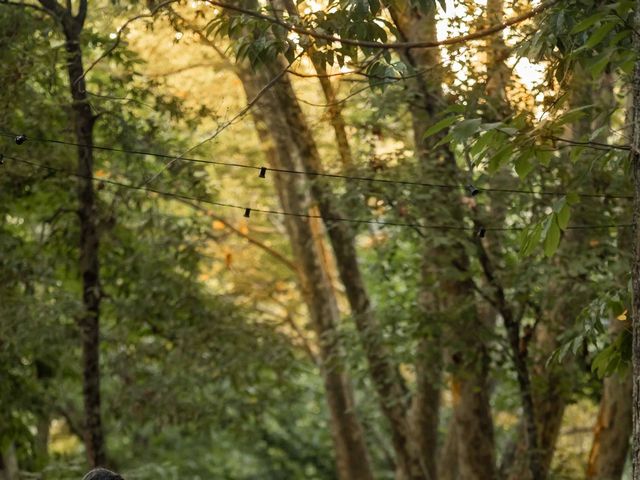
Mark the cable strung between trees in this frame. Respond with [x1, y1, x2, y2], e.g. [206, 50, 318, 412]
[0, 131, 633, 199]
[2, 154, 632, 233]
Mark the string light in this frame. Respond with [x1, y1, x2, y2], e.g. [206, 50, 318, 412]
[14, 134, 27, 145]
[259, 166, 267, 178]
[467, 184, 480, 196]
[0, 130, 633, 200]
[2, 154, 633, 234]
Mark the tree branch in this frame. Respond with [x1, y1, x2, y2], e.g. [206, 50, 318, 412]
[36, 0, 65, 17]
[204, 0, 557, 50]
[474, 234, 543, 480]
[75, 0, 87, 27]
[0, 0, 55, 17]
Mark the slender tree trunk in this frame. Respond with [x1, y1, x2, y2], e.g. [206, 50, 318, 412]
[66, 23, 105, 472]
[278, 0, 353, 169]
[240, 68, 376, 480]
[587, 320, 632, 480]
[248, 54, 431, 479]
[411, 338, 442, 480]
[313, 65, 353, 168]
[503, 281, 575, 480]
[383, 3, 496, 479]
[485, 0, 511, 116]
[38, 0, 106, 467]
[34, 359, 53, 469]
[0, 444, 19, 480]
[630, 1, 640, 477]
[261, 58, 427, 480]
[265, 5, 423, 475]
[437, 417, 458, 480]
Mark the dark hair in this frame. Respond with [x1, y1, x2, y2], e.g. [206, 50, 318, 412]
[82, 468, 124, 480]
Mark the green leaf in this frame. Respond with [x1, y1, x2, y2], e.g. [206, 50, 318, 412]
[583, 22, 616, 49]
[536, 149, 553, 167]
[610, 29, 631, 46]
[488, 144, 514, 172]
[553, 106, 591, 127]
[566, 191, 580, 205]
[589, 125, 609, 141]
[592, 346, 614, 378]
[570, 145, 585, 163]
[570, 12, 607, 34]
[423, 116, 458, 139]
[514, 149, 535, 179]
[587, 51, 611, 78]
[557, 203, 571, 230]
[520, 222, 543, 257]
[452, 118, 482, 142]
[434, 131, 454, 148]
[543, 216, 561, 257]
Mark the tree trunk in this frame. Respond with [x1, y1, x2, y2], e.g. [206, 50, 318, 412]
[587, 321, 632, 480]
[485, 0, 511, 116]
[38, 0, 106, 467]
[437, 417, 458, 480]
[384, 2, 496, 479]
[259, 58, 427, 480]
[0, 444, 19, 480]
[278, 0, 353, 169]
[240, 68, 376, 480]
[630, 1, 640, 477]
[66, 24, 105, 472]
[313, 64, 353, 168]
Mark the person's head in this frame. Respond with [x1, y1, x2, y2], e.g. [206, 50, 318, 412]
[82, 468, 124, 480]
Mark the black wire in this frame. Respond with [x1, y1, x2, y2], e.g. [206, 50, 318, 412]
[2, 154, 633, 232]
[0, 130, 633, 200]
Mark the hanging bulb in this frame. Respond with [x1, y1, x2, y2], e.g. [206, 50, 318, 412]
[477, 226, 486, 238]
[258, 167, 267, 178]
[466, 184, 479, 196]
[15, 135, 27, 145]
[0, 154, 4, 165]
[244, 208, 251, 218]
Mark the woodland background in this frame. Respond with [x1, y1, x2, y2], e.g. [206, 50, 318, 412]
[0, 0, 637, 479]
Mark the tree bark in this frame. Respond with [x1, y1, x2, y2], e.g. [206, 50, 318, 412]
[278, 0, 353, 169]
[261, 58, 428, 480]
[313, 64, 353, 168]
[240, 67, 376, 480]
[248, 53, 434, 478]
[383, 2, 496, 479]
[38, 0, 106, 467]
[437, 417, 458, 480]
[630, 0, 640, 477]
[485, 0, 511, 117]
[587, 321, 632, 480]
[0, 444, 19, 480]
